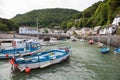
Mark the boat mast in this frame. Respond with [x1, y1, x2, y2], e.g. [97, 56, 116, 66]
[36, 18, 39, 39]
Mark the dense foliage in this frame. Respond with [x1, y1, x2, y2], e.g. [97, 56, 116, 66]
[11, 8, 79, 28]
[1, 0, 120, 31]
[0, 18, 18, 31]
[71, 0, 120, 28]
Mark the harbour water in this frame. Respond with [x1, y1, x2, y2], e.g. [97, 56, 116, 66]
[0, 40, 120, 80]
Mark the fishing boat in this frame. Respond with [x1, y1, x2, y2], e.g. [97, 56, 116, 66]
[0, 39, 41, 59]
[100, 47, 110, 53]
[10, 47, 71, 72]
[88, 40, 94, 44]
[80, 39, 85, 42]
[49, 38, 59, 45]
[97, 42, 103, 48]
[114, 47, 120, 53]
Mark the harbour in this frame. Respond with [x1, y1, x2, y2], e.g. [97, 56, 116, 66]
[0, 40, 120, 80]
[0, 0, 120, 80]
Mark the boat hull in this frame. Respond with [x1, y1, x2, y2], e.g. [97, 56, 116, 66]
[11, 47, 71, 72]
[17, 52, 70, 71]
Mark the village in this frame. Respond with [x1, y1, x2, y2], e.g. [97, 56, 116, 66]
[19, 14, 120, 37]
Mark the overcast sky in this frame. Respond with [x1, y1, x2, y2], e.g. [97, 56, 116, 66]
[0, 0, 102, 19]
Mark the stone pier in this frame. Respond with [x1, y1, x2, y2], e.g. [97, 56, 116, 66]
[87, 35, 120, 47]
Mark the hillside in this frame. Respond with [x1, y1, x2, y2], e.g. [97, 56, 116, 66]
[0, 18, 18, 31]
[9, 0, 120, 30]
[73, 0, 120, 28]
[11, 8, 79, 28]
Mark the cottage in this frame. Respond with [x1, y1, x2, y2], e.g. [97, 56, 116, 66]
[19, 27, 38, 34]
[99, 24, 117, 35]
[112, 14, 120, 26]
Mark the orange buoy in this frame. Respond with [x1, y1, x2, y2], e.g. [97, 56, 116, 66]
[10, 59, 14, 64]
[25, 67, 30, 73]
[6, 54, 9, 58]
[89, 40, 94, 44]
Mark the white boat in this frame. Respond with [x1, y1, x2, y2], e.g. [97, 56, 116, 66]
[97, 42, 103, 48]
[10, 47, 71, 72]
[0, 39, 41, 58]
[49, 38, 59, 45]
[80, 39, 85, 42]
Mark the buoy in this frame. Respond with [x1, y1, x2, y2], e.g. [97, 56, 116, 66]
[25, 67, 30, 73]
[6, 54, 9, 58]
[10, 59, 14, 64]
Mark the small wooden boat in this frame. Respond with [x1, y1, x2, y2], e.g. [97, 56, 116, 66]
[80, 39, 85, 42]
[88, 40, 94, 44]
[114, 47, 120, 53]
[49, 38, 59, 45]
[100, 47, 110, 53]
[97, 42, 103, 48]
[0, 39, 41, 59]
[10, 47, 71, 72]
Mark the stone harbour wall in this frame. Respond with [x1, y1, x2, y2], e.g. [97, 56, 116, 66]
[87, 35, 120, 47]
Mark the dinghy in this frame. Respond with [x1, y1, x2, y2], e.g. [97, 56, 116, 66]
[100, 47, 110, 53]
[114, 47, 120, 53]
[0, 39, 41, 59]
[10, 47, 71, 72]
[97, 42, 103, 48]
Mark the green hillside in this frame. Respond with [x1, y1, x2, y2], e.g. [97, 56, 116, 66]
[7, 0, 120, 31]
[11, 8, 79, 28]
[0, 18, 18, 31]
[73, 0, 120, 28]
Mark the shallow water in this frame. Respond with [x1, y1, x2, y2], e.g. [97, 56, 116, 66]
[0, 40, 120, 80]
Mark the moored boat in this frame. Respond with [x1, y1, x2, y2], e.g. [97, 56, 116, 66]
[80, 39, 85, 42]
[0, 39, 41, 59]
[100, 47, 110, 53]
[97, 42, 103, 48]
[114, 47, 120, 53]
[10, 47, 71, 72]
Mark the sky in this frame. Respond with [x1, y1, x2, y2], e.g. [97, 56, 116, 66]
[0, 0, 102, 19]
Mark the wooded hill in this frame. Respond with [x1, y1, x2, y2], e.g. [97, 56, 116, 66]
[11, 8, 79, 28]
[0, 0, 120, 31]
[0, 18, 18, 31]
[72, 0, 120, 28]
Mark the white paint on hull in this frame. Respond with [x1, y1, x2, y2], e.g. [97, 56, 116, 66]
[17, 53, 70, 71]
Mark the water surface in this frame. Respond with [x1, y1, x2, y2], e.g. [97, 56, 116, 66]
[0, 40, 120, 80]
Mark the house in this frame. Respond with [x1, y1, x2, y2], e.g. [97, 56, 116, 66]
[92, 26, 101, 35]
[99, 24, 117, 35]
[19, 27, 38, 34]
[80, 28, 92, 36]
[112, 14, 120, 26]
[66, 26, 76, 35]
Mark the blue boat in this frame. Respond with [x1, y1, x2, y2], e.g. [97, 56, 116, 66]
[0, 39, 41, 59]
[10, 47, 71, 72]
[100, 47, 110, 53]
[114, 47, 120, 53]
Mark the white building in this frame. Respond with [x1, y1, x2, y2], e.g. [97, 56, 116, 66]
[112, 14, 120, 26]
[99, 25, 117, 35]
[19, 27, 38, 34]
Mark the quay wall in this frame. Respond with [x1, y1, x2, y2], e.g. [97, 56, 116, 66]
[87, 35, 120, 47]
